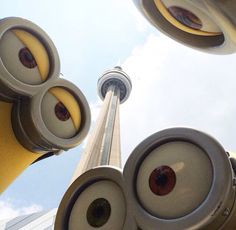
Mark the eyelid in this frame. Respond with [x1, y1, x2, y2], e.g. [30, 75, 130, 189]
[154, 0, 221, 36]
[49, 87, 81, 130]
[13, 29, 49, 81]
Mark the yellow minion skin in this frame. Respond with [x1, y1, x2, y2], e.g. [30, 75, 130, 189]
[0, 102, 42, 193]
[0, 27, 49, 193]
[0, 17, 90, 194]
[0, 90, 81, 193]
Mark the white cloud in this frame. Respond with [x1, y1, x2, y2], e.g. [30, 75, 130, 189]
[120, 34, 236, 164]
[81, 33, 236, 169]
[112, 0, 150, 32]
[130, 4, 150, 32]
[0, 199, 43, 221]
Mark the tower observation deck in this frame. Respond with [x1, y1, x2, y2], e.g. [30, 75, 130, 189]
[71, 66, 132, 181]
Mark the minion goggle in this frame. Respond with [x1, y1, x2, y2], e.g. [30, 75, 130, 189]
[133, 0, 236, 54]
[0, 17, 91, 160]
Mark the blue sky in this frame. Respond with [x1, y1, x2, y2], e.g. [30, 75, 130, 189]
[1, 0, 236, 219]
[0, 0, 152, 215]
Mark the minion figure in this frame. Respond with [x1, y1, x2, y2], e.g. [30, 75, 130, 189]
[0, 17, 90, 193]
[133, 0, 236, 54]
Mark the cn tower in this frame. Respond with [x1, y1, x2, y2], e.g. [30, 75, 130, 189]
[55, 66, 132, 230]
[71, 66, 132, 181]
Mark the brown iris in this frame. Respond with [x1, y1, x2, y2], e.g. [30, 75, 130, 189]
[86, 198, 111, 227]
[168, 6, 202, 30]
[55, 102, 70, 121]
[19, 47, 37, 68]
[149, 165, 176, 196]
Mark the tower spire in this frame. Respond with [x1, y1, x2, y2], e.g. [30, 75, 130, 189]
[71, 66, 132, 182]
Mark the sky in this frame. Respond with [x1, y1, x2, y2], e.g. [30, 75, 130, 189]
[1, 0, 236, 220]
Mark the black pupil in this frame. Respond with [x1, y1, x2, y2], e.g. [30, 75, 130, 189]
[93, 205, 105, 219]
[55, 102, 70, 121]
[19, 47, 37, 68]
[168, 6, 202, 30]
[87, 198, 111, 227]
[156, 173, 168, 187]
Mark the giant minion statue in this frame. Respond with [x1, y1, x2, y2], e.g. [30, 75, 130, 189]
[133, 0, 236, 54]
[0, 17, 90, 193]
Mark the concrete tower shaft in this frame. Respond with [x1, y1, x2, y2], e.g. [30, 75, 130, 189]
[71, 67, 131, 182]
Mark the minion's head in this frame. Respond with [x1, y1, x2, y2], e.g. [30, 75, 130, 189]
[124, 128, 236, 229]
[133, 0, 236, 54]
[0, 17, 90, 192]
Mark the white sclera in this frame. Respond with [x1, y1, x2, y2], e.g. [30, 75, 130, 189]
[41, 92, 76, 139]
[137, 141, 213, 219]
[69, 180, 126, 230]
[0, 30, 43, 84]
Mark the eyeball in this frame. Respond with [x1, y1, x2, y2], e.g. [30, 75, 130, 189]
[55, 167, 127, 230]
[12, 78, 90, 153]
[154, 0, 222, 36]
[0, 29, 50, 84]
[69, 180, 126, 230]
[124, 128, 234, 229]
[137, 141, 213, 219]
[0, 17, 60, 100]
[41, 87, 81, 139]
